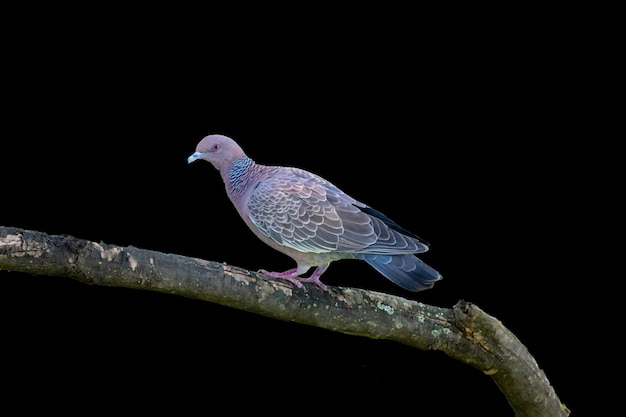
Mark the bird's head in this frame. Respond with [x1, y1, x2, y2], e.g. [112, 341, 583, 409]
[187, 134, 247, 173]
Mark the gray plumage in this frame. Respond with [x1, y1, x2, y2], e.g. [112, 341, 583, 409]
[187, 134, 442, 292]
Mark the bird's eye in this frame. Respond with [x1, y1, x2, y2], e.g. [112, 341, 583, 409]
[212, 144, 220, 151]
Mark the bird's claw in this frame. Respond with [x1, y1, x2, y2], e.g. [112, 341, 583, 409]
[257, 269, 304, 288]
[257, 268, 329, 291]
[296, 276, 329, 292]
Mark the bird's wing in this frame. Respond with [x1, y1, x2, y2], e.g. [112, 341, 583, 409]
[359, 206, 430, 253]
[247, 167, 427, 255]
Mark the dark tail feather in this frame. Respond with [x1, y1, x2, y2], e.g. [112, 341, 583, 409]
[360, 254, 442, 292]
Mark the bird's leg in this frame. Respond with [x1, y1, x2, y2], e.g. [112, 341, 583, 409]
[258, 265, 329, 291]
[258, 268, 304, 288]
[292, 265, 329, 292]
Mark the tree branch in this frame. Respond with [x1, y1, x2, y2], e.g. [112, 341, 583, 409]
[0, 226, 569, 417]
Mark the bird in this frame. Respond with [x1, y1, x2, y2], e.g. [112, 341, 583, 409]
[187, 134, 442, 292]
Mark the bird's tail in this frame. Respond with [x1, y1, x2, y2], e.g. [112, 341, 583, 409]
[359, 254, 442, 292]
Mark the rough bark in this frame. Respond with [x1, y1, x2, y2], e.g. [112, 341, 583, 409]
[0, 226, 570, 417]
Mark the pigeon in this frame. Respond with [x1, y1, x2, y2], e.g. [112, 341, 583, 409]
[187, 134, 442, 292]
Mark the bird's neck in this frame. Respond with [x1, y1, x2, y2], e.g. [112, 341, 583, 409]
[226, 157, 256, 200]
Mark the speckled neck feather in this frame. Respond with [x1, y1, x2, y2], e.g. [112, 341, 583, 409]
[227, 157, 256, 200]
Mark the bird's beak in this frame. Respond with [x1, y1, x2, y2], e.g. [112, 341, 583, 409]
[187, 152, 202, 164]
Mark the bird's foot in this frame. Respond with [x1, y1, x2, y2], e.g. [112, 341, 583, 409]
[294, 275, 329, 292]
[258, 268, 304, 288]
[258, 267, 329, 291]
[299, 265, 329, 291]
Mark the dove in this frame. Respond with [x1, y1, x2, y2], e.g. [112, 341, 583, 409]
[187, 134, 442, 292]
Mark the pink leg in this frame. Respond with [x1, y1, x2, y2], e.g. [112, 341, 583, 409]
[287, 265, 329, 291]
[258, 265, 329, 291]
[258, 268, 304, 288]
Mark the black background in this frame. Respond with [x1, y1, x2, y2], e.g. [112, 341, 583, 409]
[1, 10, 595, 415]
